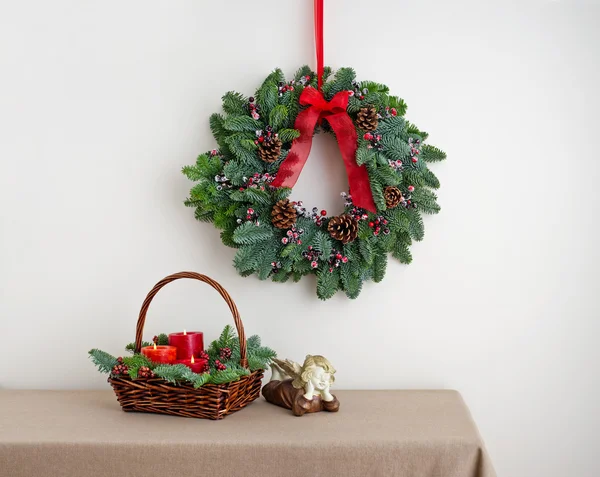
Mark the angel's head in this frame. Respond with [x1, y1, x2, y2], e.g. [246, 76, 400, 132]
[292, 355, 336, 391]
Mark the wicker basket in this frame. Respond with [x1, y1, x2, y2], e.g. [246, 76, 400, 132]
[108, 271, 264, 420]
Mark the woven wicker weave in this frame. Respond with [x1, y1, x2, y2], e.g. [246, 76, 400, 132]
[108, 271, 264, 420]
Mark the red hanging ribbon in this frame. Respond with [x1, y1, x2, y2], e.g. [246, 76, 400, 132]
[271, 0, 376, 212]
[314, 0, 324, 91]
[271, 87, 377, 212]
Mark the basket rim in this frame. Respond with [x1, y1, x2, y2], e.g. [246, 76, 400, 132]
[108, 368, 264, 390]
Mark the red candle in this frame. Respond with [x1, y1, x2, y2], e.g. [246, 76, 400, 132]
[141, 343, 177, 364]
[175, 355, 208, 374]
[168, 330, 204, 360]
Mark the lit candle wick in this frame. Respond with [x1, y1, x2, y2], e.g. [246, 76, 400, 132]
[183, 329, 187, 335]
[153, 342, 157, 350]
[191, 355, 195, 364]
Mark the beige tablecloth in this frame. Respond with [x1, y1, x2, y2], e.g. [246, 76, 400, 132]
[0, 389, 495, 477]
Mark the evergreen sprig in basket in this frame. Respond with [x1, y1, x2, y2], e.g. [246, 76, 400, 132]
[90, 272, 272, 420]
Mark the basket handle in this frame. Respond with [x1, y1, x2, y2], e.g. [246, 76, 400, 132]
[134, 271, 248, 368]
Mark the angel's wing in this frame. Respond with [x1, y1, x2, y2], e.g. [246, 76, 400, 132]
[272, 358, 302, 380]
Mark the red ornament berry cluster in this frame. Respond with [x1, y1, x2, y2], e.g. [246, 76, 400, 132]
[138, 366, 155, 378]
[349, 80, 367, 100]
[281, 224, 304, 245]
[293, 201, 327, 226]
[302, 245, 323, 269]
[237, 172, 275, 193]
[363, 132, 384, 151]
[112, 357, 129, 376]
[277, 80, 296, 96]
[327, 248, 349, 272]
[236, 207, 259, 226]
[214, 173, 232, 191]
[198, 350, 210, 361]
[247, 96, 261, 120]
[254, 125, 278, 146]
[214, 359, 227, 371]
[368, 216, 390, 236]
[378, 105, 398, 118]
[409, 137, 421, 163]
[219, 347, 232, 361]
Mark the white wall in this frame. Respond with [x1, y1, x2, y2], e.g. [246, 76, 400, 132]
[1, 1, 599, 476]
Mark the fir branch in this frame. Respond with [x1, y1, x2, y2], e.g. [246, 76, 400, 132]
[392, 239, 413, 264]
[233, 244, 260, 272]
[388, 96, 408, 116]
[372, 250, 388, 283]
[380, 136, 411, 161]
[125, 341, 152, 353]
[209, 113, 229, 145]
[156, 333, 169, 345]
[404, 123, 429, 141]
[359, 239, 375, 265]
[222, 91, 247, 115]
[269, 105, 289, 130]
[223, 115, 264, 133]
[294, 65, 314, 82]
[209, 369, 244, 385]
[278, 128, 300, 143]
[153, 364, 191, 385]
[341, 265, 362, 299]
[412, 188, 441, 215]
[122, 354, 153, 370]
[317, 268, 340, 300]
[408, 211, 425, 241]
[421, 144, 447, 163]
[189, 372, 211, 389]
[369, 176, 386, 210]
[247, 335, 261, 349]
[232, 222, 273, 245]
[310, 231, 333, 261]
[421, 167, 441, 189]
[88, 349, 118, 374]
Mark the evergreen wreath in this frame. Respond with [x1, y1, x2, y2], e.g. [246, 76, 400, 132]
[183, 66, 446, 300]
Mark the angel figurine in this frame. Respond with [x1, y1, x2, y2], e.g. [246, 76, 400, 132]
[262, 355, 340, 416]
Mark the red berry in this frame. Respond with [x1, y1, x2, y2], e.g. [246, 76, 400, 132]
[412, 157, 418, 163]
[408, 185, 415, 192]
[391, 108, 397, 116]
[320, 210, 327, 216]
[258, 136, 264, 143]
[342, 257, 348, 263]
[336, 253, 342, 260]
[369, 222, 374, 227]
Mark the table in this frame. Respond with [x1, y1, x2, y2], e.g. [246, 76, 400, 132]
[0, 389, 495, 477]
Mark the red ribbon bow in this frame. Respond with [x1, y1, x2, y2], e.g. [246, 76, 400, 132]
[271, 86, 377, 212]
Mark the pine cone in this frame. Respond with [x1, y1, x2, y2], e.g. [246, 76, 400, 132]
[327, 215, 358, 244]
[356, 106, 378, 132]
[271, 199, 297, 229]
[384, 186, 403, 209]
[258, 137, 282, 163]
